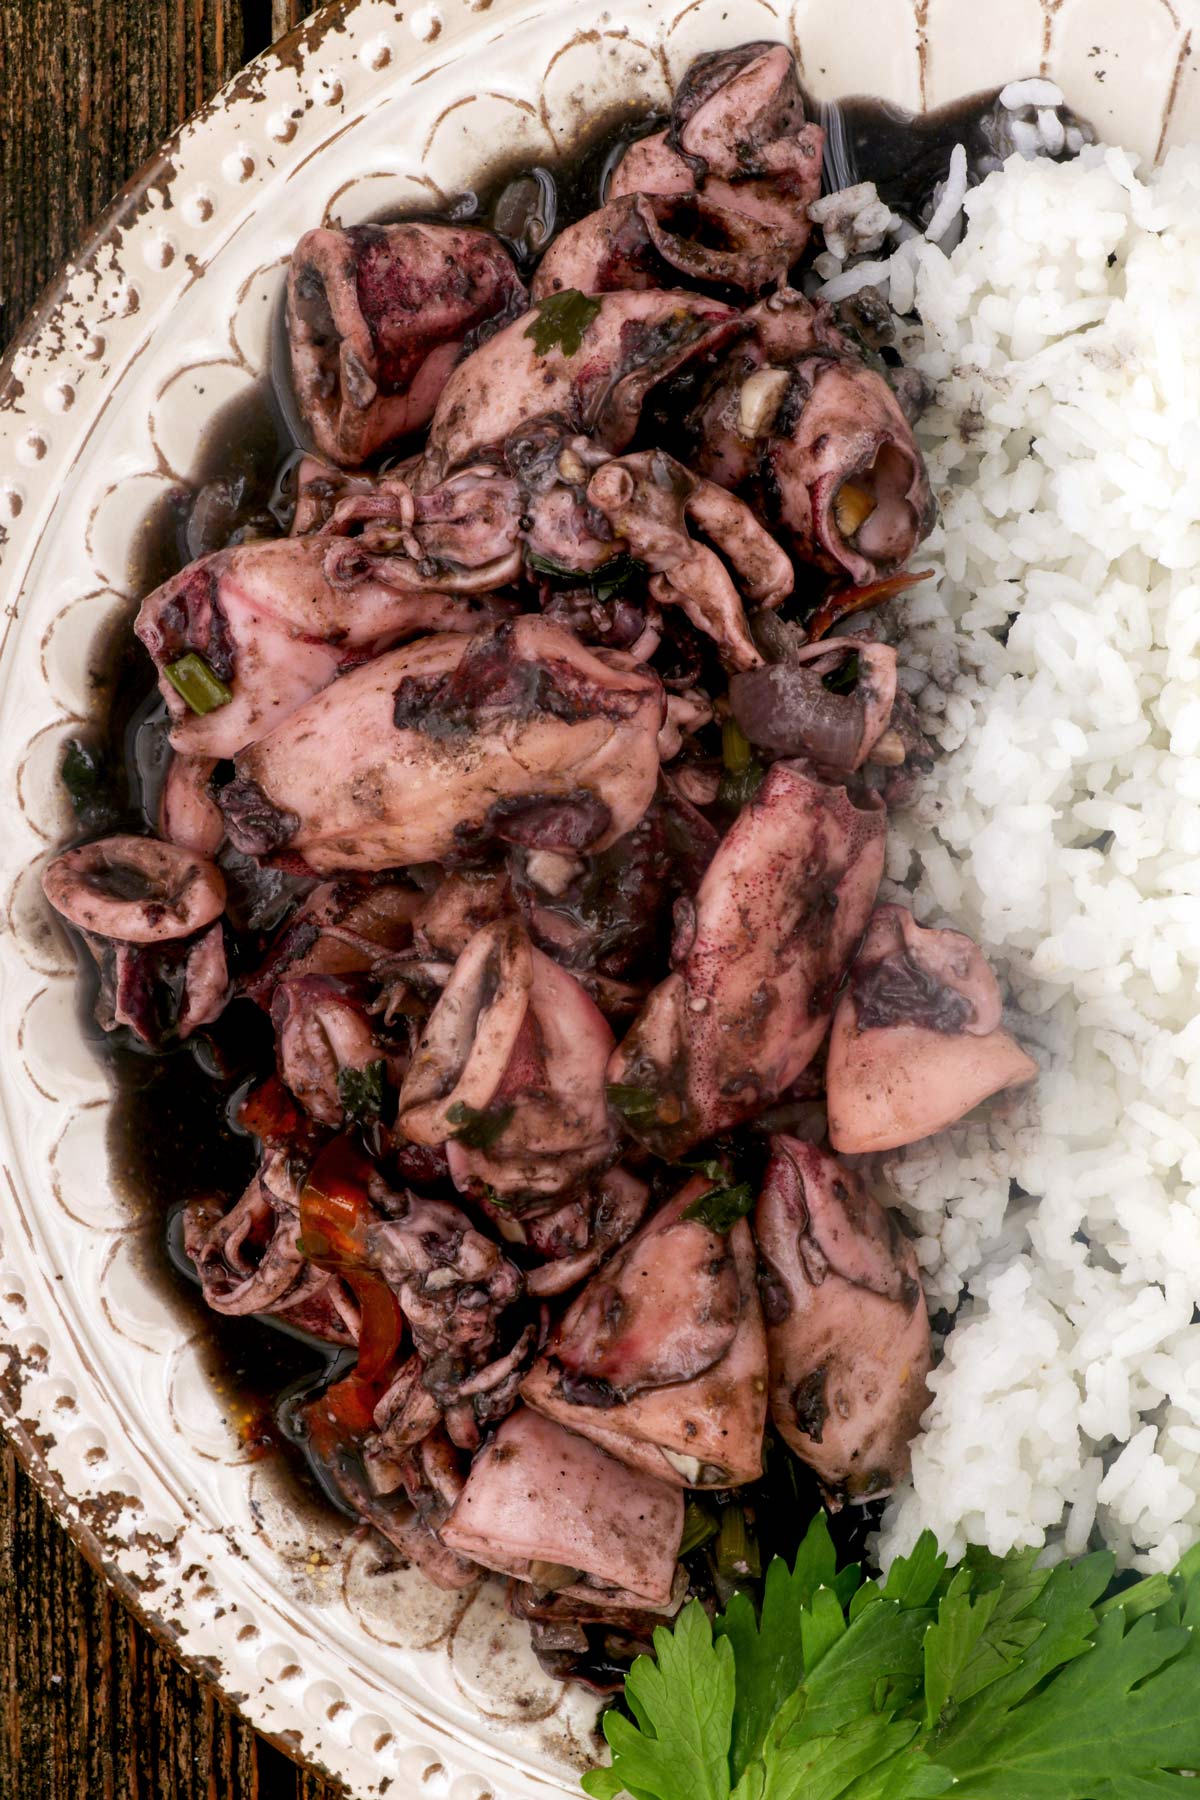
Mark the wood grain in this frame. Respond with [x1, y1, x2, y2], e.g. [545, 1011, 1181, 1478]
[0, 8, 348, 1792]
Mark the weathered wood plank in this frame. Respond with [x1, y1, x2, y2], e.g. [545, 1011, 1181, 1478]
[0, 4, 337, 1792]
[0, 1442, 292, 1796]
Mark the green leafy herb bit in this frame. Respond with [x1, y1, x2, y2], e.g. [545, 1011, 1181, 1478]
[680, 1502, 720, 1558]
[822, 651, 860, 695]
[526, 549, 646, 603]
[586, 1512, 1200, 1800]
[527, 551, 589, 581]
[606, 1082, 660, 1123]
[592, 554, 645, 603]
[683, 1181, 755, 1234]
[337, 1059, 385, 1126]
[446, 1099, 515, 1150]
[581, 1604, 734, 1800]
[524, 288, 602, 358]
[164, 651, 233, 716]
[681, 1156, 729, 1183]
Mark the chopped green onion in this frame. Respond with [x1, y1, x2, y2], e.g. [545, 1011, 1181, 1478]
[446, 1100, 515, 1150]
[721, 717, 753, 774]
[679, 1501, 719, 1557]
[164, 651, 233, 716]
[713, 1505, 761, 1582]
[523, 288, 601, 357]
[717, 761, 765, 814]
[526, 551, 584, 581]
[337, 1060, 386, 1126]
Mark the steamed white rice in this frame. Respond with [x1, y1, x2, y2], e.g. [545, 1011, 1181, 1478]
[871, 142, 1200, 1573]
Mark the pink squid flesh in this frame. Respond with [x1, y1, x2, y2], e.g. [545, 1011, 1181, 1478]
[219, 617, 665, 873]
[522, 1180, 767, 1489]
[607, 761, 885, 1157]
[755, 1135, 932, 1504]
[287, 221, 526, 464]
[439, 1406, 683, 1608]
[826, 905, 1039, 1153]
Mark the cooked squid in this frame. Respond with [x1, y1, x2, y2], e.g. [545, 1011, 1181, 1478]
[398, 916, 617, 1202]
[49, 31, 1056, 1696]
[522, 1177, 767, 1488]
[826, 905, 1039, 1152]
[607, 762, 886, 1157]
[610, 42, 824, 266]
[287, 221, 526, 464]
[136, 535, 490, 758]
[440, 1407, 683, 1609]
[685, 289, 935, 583]
[585, 449, 792, 670]
[219, 617, 664, 872]
[755, 1136, 932, 1504]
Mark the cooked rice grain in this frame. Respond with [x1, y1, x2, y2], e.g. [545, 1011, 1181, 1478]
[876, 144, 1200, 1573]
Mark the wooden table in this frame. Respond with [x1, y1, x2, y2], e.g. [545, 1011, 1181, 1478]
[1, 10, 344, 1790]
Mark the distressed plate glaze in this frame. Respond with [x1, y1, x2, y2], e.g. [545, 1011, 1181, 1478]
[0, 0, 1197, 1792]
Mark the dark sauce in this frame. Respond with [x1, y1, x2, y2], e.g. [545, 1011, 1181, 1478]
[68, 79, 1072, 1597]
[817, 85, 1092, 222]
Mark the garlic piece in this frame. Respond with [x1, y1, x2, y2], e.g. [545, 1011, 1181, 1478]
[738, 367, 791, 438]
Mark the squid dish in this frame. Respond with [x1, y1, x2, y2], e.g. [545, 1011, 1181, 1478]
[44, 40, 1037, 1690]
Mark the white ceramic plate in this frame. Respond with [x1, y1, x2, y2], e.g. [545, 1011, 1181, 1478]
[2, 0, 1198, 1792]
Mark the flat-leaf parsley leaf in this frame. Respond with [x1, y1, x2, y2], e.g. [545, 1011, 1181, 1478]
[524, 288, 601, 357]
[584, 1515, 1200, 1800]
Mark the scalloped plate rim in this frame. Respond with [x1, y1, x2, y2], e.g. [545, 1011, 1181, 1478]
[1, 0, 1198, 1795]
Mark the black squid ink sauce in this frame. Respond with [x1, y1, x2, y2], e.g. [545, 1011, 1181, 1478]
[63, 80, 1079, 1604]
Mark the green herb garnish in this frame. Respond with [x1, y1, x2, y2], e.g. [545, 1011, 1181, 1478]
[683, 1181, 755, 1234]
[446, 1100, 515, 1150]
[823, 650, 860, 695]
[527, 551, 587, 581]
[584, 1513, 1200, 1800]
[606, 1082, 661, 1124]
[524, 288, 601, 358]
[682, 1156, 728, 1183]
[592, 554, 645, 603]
[526, 550, 647, 604]
[337, 1059, 385, 1126]
[164, 651, 233, 715]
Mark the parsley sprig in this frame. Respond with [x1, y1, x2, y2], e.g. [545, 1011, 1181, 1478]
[337, 1059, 385, 1126]
[584, 1512, 1200, 1800]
